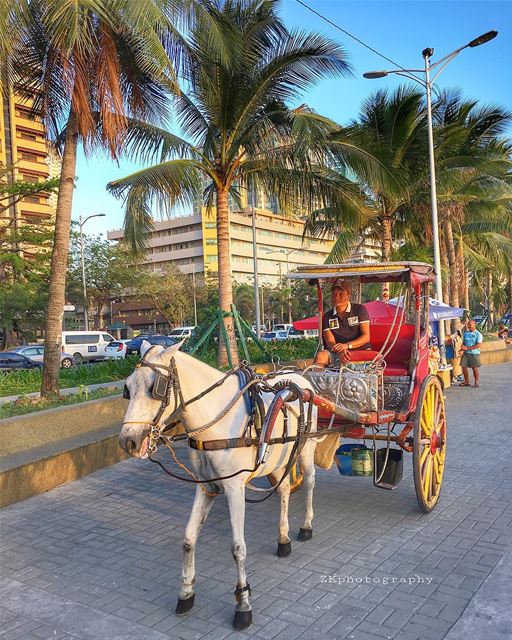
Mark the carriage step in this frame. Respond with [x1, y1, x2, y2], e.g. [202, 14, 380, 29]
[374, 448, 403, 490]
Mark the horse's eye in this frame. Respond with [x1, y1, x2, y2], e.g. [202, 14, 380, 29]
[148, 383, 154, 395]
[123, 384, 130, 400]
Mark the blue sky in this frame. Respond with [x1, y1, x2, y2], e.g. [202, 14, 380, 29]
[72, 0, 512, 238]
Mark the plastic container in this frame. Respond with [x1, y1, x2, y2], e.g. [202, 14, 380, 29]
[335, 444, 361, 476]
[335, 444, 373, 476]
[351, 447, 373, 476]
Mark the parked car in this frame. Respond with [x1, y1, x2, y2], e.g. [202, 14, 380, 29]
[0, 352, 43, 372]
[61, 331, 115, 364]
[104, 339, 131, 360]
[261, 330, 289, 342]
[10, 345, 75, 369]
[272, 323, 293, 332]
[168, 326, 196, 340]
[251, 324, 267, 334]
[125, 334, 178, 356]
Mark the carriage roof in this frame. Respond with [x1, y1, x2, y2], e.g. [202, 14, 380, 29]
[287, 261, 434, 285]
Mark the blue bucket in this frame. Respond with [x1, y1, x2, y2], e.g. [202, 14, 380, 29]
[335, 444, 363, 476]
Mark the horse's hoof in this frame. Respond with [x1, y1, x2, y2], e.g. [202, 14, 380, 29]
[298, 527, 313, 541]
[233, 609, 252, 630]
[277, 541, 291, 557]
[175, 594, 195, 614]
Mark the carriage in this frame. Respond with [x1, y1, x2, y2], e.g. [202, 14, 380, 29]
[289, 260, 447, 513]
[118, 260, 447, 630]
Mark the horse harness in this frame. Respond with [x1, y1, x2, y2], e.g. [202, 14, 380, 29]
[123, 349, 315, 500]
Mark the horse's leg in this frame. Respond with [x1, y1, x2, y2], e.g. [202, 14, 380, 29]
[269, 468, 292, 557]
[225, 481, 252, 630]
[176, 486, 216, 614]
[298, 442, 316, 541]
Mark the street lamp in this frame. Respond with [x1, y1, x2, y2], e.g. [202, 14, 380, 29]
[78, 213, 106, 330]
[363, 30, 497, 363]
[265, 248, 303, 323]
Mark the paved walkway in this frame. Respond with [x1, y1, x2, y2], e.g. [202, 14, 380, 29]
[1, 364, 511, 640]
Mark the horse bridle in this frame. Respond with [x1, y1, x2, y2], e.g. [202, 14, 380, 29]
[123, 349, 185, 452]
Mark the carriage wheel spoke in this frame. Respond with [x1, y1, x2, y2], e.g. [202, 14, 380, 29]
[422, 456, 433, 500]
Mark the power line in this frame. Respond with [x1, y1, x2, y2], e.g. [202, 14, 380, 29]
[295, 0, 412, 75]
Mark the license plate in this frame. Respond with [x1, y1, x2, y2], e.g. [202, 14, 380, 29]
[88, 346, 97, 352]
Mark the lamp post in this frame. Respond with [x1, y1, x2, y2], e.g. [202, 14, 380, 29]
[191, 264, 198, 326]
[265, 248, 302, 323]
[78, 213, 106, 330]
[363, 30, 497, 363]
[250, 195, 262, 339]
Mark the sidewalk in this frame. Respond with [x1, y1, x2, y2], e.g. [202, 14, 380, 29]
[1, 363, 511, 639]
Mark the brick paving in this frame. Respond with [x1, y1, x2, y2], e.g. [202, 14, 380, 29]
[1, 363, 511, 640]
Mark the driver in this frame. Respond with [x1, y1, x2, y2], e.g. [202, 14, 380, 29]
[314, 281, 371, 366]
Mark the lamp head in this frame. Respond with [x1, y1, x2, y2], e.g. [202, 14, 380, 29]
[363, 71, 388, 79]
[468, 30, 498, 47]
[422, 47, 435, 59]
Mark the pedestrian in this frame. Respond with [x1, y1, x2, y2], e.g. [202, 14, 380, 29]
[459, 319, 483, 388]
[445, 319, 463, 382]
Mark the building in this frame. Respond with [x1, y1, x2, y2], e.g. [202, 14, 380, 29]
[107, 206, 335, 286]
[0, 83, 58, 234]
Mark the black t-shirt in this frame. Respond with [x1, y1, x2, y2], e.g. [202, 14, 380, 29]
[322, 302, 371, 349]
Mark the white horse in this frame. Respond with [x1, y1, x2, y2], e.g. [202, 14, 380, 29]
[119, 340, 321, 630]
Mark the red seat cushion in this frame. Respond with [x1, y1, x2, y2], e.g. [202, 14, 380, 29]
[383, 365, 409, 376]
[348, 350, 382, 362]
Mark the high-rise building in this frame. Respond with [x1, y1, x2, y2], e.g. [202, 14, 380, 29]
[0, 82, 58, 236]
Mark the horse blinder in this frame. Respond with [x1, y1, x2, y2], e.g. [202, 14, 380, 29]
[152, 373, 169, 401]
[123, 384, 130, 400]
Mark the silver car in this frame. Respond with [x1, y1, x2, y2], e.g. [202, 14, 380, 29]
[11, 345, 75, 369]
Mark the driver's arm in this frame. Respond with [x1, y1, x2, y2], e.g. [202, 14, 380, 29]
[323, 329, 337, 351]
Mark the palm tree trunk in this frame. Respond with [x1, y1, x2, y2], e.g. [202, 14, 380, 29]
[463, 269, 470, 311]
[381, 214, 392, 261]
[216, 187, 238, 367]
[41, 111, 78, 397]
[457, 241, 465, 309]
[508, 270, 512, 312]
[439, 233, 450, 305]
[487, 270, 494, 327]
[444, 217, 460, 309]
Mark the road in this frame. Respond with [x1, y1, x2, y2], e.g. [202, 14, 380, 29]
[1, 363, 511, 640]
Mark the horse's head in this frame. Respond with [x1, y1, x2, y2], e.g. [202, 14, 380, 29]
[119, 339, 184, 458]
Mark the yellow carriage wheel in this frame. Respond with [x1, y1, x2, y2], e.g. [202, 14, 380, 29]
[268, 461, 304, 493]
[413, 375, 447, 512]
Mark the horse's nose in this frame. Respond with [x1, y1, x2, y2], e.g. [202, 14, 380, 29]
[119, 433, 137, 455]
[126, 438, 138, 454]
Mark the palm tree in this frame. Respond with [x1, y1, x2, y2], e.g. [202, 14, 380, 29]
[304, 86, 427, 264]
[107, 0, 363, 367]
[2, 0, 181, 395]
[410, 93, 512, 310]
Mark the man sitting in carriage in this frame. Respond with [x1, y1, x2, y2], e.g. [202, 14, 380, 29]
[314, 280, 371, 367]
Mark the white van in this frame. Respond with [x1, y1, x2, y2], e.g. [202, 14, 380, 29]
[272, 323, 293, 332]
[61, 331, 115, 363]
[168, 326, 196, 340]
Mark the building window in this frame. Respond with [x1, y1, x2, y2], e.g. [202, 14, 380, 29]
[204, 222, 216, 229]
[19, 132, 38, 141]
[20, 152, 39, 162]
[21, 174, 39, 184]
[206, 255, 217, 263]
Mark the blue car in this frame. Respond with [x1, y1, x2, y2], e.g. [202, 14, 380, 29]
[125, 334, 178, 356]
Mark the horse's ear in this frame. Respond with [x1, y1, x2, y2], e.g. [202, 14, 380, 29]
[167, 338, 186, 352]
[140, 340, 152, 358]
